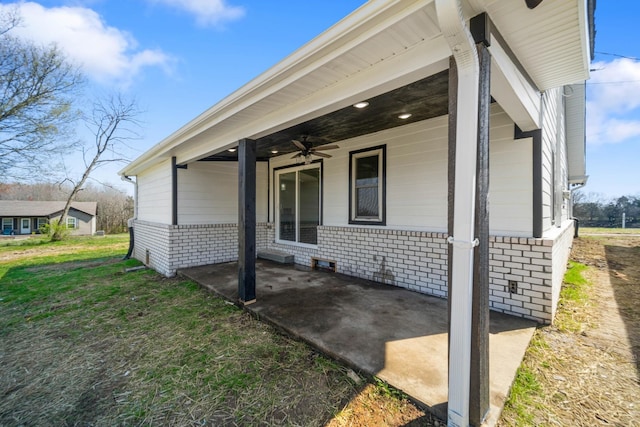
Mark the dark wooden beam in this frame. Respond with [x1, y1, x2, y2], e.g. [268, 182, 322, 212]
[171, 156, 178, 226]
[447, 55, 458, 368]
[470, 42, 491, 427]
[238, 138, 257, 304]
[515, 126, 543, 238]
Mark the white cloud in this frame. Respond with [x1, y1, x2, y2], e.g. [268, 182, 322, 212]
[587, 58, 640, 145]
[0, 2, 173, 87]
[149, 0, 245, 27]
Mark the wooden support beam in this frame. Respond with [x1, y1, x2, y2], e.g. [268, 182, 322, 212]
[515, 126, 543, 238]
[447, 55, 457, 362]
[238, 138, 257, 304]
[470, 42, 491, 427]
[171, 156, 178, 226]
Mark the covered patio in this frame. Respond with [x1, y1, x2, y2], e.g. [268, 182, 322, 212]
[180, 259, 536, 425]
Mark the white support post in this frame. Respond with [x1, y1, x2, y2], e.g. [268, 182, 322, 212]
[436, 1, 480, 426]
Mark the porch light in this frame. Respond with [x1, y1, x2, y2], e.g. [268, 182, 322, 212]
[271, 150, 279, 154]
[398, 113, 412, 120]
[353, 101, 369, 109]
[228, 148, 237, 152]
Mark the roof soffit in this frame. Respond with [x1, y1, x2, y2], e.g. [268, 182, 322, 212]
[120, 0, 439, 176]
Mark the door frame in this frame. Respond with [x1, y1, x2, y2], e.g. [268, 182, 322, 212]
[274, 161, 322, 247]
[20, 218, 31, 234]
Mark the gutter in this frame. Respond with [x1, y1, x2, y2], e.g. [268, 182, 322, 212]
[435, 0, 480, 426]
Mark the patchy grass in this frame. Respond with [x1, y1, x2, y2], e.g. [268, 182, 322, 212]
[1, 235, 434, 426]
[501, 259, 593, 426]
[555, 261, 592, 333]
[499, 235, 640, 427]
[581, 227, 640, 235]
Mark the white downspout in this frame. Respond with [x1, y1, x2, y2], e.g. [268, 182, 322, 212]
[435, 1, 480, 426]
[120, 175, 138, 220]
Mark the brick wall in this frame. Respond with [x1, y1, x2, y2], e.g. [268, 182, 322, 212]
[268, 222, 574, 324]
[134, 219, 574, 324]
[133, 220, 273, 276]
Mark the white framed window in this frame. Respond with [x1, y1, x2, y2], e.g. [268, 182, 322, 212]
[275, 162, 321, 246]
[2, 218, 13, 231]
[349, 145, 386, 225]
[66, 216, 77, 229]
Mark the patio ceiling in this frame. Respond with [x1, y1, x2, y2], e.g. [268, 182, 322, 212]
[201, 70, 449, 162]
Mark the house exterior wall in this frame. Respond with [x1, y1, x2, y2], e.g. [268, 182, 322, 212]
[177, 161, 268, 224]
[132, 220, 272, 276]
[131, 101, 577, 324]
[270, 105, 532, 235]
[50, 209, 96, 236]
[137, 159, 172, 223]
[541, 87, 571, 232]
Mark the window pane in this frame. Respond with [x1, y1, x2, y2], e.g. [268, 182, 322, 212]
[279, 172, 296, 242]
[355, 153, 379, 218]
[357, 187, 379, 217]
[299, 168, 319, 244]
[356, 155, 378, 184]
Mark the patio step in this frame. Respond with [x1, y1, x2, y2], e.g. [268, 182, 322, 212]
[257, 249, 294, 264]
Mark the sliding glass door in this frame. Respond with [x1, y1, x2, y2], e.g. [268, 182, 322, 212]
[276, 164, 320, 245]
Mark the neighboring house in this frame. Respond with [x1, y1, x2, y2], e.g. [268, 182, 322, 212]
[0, 201, 98, 236]
[120, 0, 594, 327]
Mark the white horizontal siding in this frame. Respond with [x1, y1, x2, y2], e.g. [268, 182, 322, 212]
[540, 87, 571, 234]
[489, 106, 533, 236]
[137, 159, 172, 224]
[177, 161, 268, 224]
[270, 105, 532, 236]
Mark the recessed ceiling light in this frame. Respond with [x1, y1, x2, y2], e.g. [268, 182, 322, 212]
[228, 148, 237, 152]
[398, 113, 412, 120]
[353, 101, 369, 109]
[271, 150, 279, 154]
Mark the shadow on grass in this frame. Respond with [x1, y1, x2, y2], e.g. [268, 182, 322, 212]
[604, 243, 640, 373]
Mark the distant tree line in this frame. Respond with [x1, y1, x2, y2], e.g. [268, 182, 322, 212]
[0, 182, 133, 234]
[573, 191, 640, 228]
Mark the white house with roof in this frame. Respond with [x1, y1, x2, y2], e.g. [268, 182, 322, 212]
[120, 1, 594, 424]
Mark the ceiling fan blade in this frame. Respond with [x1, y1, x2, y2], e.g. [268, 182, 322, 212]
[292, 139, 306, 150]
[312, 151, 332, 158]
[311, 144, 339, 151]
[525, 0, 543, 9]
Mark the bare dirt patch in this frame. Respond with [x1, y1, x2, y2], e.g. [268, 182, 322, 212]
[499, 234, 640, 426]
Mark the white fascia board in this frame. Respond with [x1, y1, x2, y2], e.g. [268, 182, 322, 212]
[175, 37, 451, 165]
[489, 35, 541, 132]
[119, 0, 435, 177]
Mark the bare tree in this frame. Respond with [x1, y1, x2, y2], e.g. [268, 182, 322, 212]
[52, 95, 139, 240]
[0, 9, 84, 180]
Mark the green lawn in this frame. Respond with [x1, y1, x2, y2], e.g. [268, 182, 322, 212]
[0, 235, 362, 426]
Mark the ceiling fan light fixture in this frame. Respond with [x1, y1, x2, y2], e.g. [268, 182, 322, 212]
[398, 113, 412, 120]
[353, 101, 369, 109]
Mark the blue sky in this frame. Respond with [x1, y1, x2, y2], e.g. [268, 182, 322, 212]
[1, 0, 636, 201]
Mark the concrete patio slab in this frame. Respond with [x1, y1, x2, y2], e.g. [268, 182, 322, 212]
[180, 260, 536, 425]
